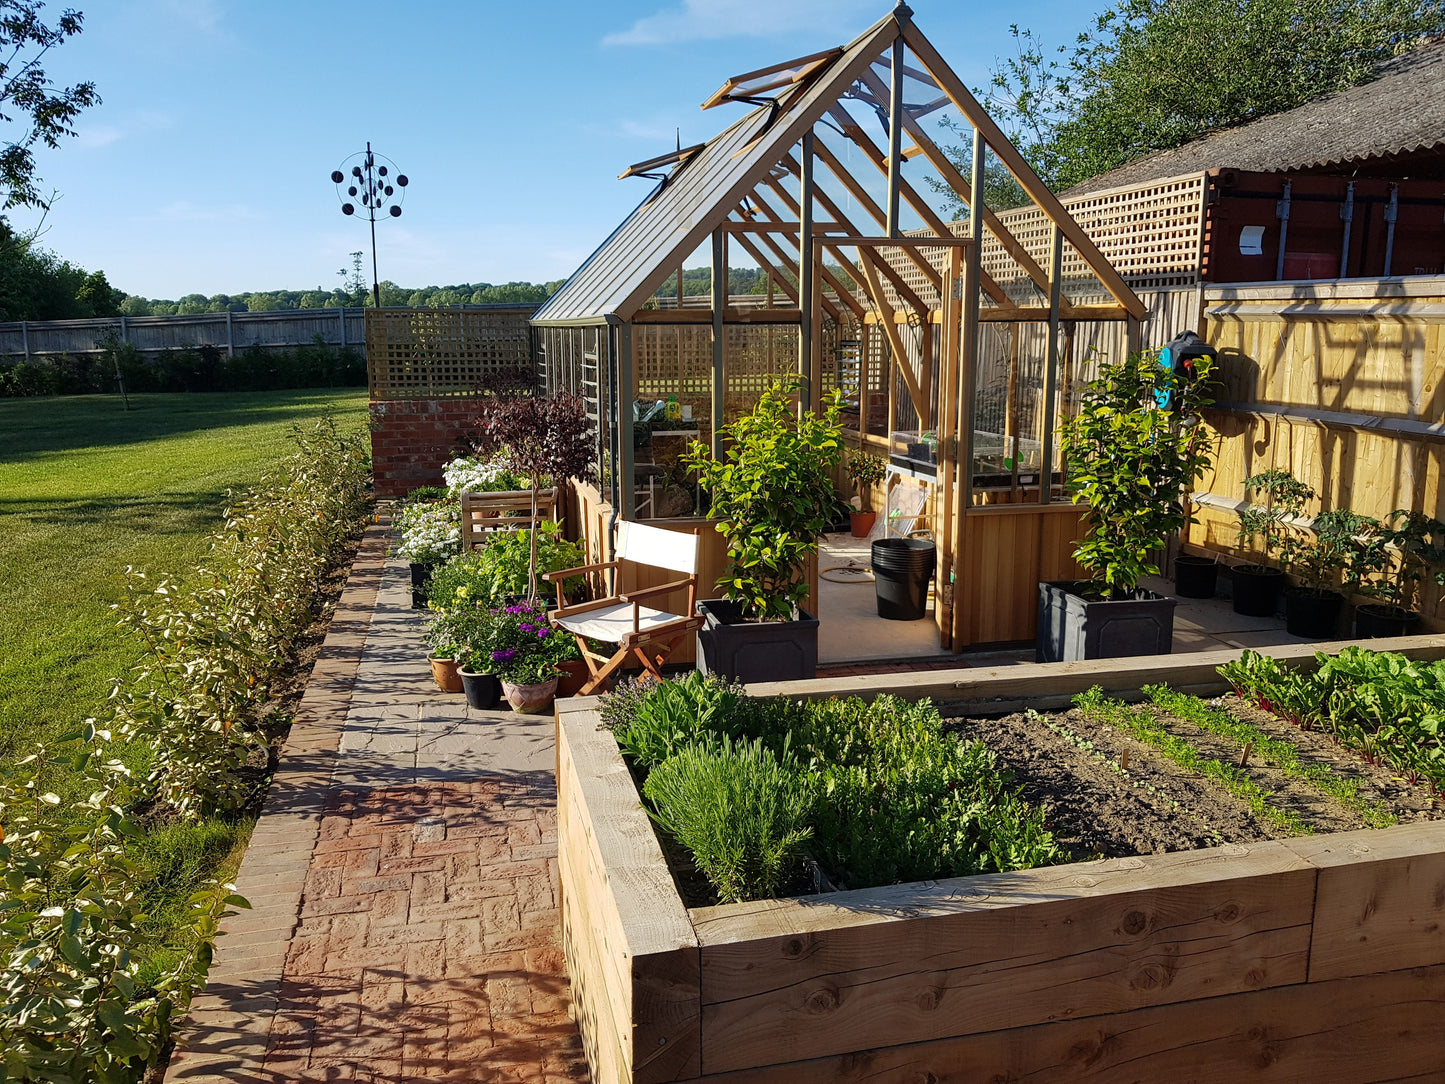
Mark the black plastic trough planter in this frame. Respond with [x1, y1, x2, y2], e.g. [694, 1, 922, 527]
[1230, 564, 1285, 617]
[1283, 588, 1344, 638]
[410, 562, 434, 610]
[1036, 580, 1176, 663]
[1173, 554, 1218, 599]
[696, 600, 819, 683]
[1355, 603, 1420, 639]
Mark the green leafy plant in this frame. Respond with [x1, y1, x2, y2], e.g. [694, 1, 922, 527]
[1235, 469, 1313, 568]
[478, 599, 577, 685]
[845, 451, 886, 514]
[683, 379, 844, 621]
[1359, 510, 1445, 614]
[1059, 350, 1215, 595]
[1072, 685, 1311, 834]
[642, 736, 813, 905]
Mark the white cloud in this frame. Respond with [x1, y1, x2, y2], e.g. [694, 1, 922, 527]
[603, 0, 873, 46]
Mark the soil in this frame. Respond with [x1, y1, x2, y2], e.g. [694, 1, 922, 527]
[945, 695, 1444, 864]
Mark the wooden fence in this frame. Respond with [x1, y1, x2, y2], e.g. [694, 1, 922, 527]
[1187, 276, 1445, 621]
[0, 308, 368, 359]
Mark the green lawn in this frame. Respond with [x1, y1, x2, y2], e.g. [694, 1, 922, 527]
[0, 390, 368, 769]
[0, 389, 368, 978]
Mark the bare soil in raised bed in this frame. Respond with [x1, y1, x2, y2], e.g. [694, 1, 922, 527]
[945, 694, 1443, 864]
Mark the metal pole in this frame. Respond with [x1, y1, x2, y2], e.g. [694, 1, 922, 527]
[798, 129, 816, 411]
[711, 227, 726, 457]
[1275, 180, 1292, 281]
[1041, 223, 1063, 506]
[886, 35, 904, 238]
[1339, 181, 1355, 279]
[1383, 184, 1399, 276]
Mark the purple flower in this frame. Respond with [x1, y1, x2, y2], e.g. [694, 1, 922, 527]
[490, 648, 517, 663]
[504, 604, 529, 614]
[519, 622, 536, 633]
[535, 628, 550, 639]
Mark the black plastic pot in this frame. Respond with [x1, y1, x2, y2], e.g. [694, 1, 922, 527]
[457, 667, 501, 711]
[1355, 603, 1420, 639]
[409, 561, 434, 610]
[871, 537, 937, 620]
[1230, 564, 1285, 617]
[1036, 581, 1176, 663]
[696, 600, 818, 683]
[1173, 554, 1218, 599]
[1284, 588, 1344, 638]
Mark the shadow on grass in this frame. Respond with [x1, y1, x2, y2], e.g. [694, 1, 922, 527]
[0, 390, 366, 462]
[0, 489, 243, 528]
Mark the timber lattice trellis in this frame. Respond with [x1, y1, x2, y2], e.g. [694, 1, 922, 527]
[365, 307, 538, 399]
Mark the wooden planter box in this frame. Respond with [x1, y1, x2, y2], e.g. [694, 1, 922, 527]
[556, 636, 1445, 1083]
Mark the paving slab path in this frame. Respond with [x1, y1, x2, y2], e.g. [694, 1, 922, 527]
[168, 527, 590, 1083]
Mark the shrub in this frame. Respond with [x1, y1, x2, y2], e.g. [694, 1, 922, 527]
[642, 737, 813, 904]
[424, 523, 583, 609]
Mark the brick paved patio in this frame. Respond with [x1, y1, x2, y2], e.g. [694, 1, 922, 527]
[168, 530, 589, 1083]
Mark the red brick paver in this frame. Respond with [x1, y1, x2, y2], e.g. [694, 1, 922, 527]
[265, 775, 588, 1083]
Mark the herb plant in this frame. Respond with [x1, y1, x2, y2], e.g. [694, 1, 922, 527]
[1059, 350, 1215, 596]
[683, 380, 844, 621]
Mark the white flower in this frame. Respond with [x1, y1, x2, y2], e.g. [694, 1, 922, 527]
[394, 502, 461, 564]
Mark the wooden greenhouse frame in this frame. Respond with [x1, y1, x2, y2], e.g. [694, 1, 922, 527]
[531, 3, 1147, 652]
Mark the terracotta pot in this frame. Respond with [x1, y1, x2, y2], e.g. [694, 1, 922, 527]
[502, 677, 559, 715]
[557, 659, 590, 698]
[849, 510, 877, 538]
[428, 655, 464, 694]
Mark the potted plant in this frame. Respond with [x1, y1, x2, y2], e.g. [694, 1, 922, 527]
[682, 379, 842, 682]
[486, 599, 574, 713]
[845, 451, 885, 537]
[1037, 348, 1215, 663]
[423, 618, 465, 694]
[475, 392, 597, 600]
[446, 598, 506, 710]
[1356, 510, 1445, 637]
[1232, 469, 1313, 616]
[1278, 508, 1373, 637]
[392, 501, 461, 608]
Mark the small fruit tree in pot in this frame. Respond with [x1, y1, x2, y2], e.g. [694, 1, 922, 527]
[475, 392, 596, 600]
[684, 379, 844, 622]
[846, 451, 885, 514]
[1039, 349, 1215, 661]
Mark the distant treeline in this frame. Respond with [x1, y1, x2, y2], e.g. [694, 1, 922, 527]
[114, 279, 567, 317]
[653, 264, 855, 299]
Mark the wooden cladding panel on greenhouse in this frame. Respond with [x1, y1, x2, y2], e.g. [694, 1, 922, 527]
[556, 687, 1445, 1084]
[365, 307, 535, 399]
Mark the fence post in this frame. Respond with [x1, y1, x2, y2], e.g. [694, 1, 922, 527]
[339, 306, 347, 348]
[225, 309, 234, 357]
[21, 320, 29, 362]
[119, 316, 128, 344]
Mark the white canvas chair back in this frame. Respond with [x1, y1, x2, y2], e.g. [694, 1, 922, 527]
[615, 521, 697, 576]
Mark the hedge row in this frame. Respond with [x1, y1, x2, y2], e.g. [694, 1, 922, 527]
[0, 337, 366, 397]
[0, 418, 373, 1082]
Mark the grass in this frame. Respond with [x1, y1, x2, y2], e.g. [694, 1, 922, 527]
[0, 390, 367, 974]
[0, 390, 367, 772]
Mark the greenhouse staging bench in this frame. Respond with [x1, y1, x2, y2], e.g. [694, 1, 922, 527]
[556, 634, 1445, 1083]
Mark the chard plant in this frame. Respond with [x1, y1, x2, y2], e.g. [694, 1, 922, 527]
[1059, 350, 1216, 596]
[683, 380, 844, 621]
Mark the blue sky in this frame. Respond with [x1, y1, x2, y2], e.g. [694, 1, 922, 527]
[6, 0, 1094, 299]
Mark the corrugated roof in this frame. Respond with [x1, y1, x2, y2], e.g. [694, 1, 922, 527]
[533, 13, 898, 324]
[1067, 38, 1445, 197]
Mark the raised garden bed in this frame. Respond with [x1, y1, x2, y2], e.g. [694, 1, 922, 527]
[557, 634, 1445, 1082]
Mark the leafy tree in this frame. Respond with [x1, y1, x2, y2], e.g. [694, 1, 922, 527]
[75, 267, 118, 315]
[951, 0, 1445, 196]
[1, 1, 99, 209]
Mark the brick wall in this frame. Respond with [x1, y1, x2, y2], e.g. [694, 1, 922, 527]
[369, 399, 484, 498]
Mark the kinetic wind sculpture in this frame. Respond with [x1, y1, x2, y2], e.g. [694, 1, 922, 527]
[330, 141, 408, 307]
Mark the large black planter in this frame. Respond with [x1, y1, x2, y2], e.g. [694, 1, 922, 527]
[1173, 554, 1219, 599]
[457, 667, 502, 710]
[1230, 564, 1285, 617]
[1036, 581, 1176, 663]
[871, 537, 936, 620]
[696, 600, 818, 683]
[1284, 589, 1344, 638]
[1355, 603, 1420, 639]
[410, 561, 434, 610]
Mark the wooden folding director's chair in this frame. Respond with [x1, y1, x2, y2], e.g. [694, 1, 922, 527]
[544, 521, 704, 695]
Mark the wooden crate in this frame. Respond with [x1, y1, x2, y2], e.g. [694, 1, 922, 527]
[459, 487, 557, 550]
[557, 639, 1445, 1083]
